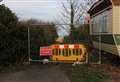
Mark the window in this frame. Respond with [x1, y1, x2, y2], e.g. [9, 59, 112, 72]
[92, 18, 95, 33]
[92, 17, 98, 33]
[91, 20, 94, 33]
[92, 15, 108, 33]
[102, 16, 107, 32]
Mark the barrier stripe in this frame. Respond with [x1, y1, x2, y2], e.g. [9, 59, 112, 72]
[60, 45, 64, 48]
[52, 44, 81, 48]
[64, 44, 69, 48]
[74, 44, 80, 48]
[54, 44, 59, 48]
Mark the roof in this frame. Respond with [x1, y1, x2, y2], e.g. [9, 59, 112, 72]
[112, 0, 120, 5]
[88, 0, 112, 16]
[88, 0, 103, 13]
[88, 0, 120, 13]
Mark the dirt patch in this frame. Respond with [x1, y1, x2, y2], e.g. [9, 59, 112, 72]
[0, 63, 119, 82]
[0, 64, 71, 82]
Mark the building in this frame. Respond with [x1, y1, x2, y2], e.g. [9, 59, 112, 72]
[88, 0, 120, 56]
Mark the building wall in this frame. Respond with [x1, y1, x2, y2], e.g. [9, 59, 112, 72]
[89, 0, 120, 56]
[112, 6, 120, 34]
[112, 6, 120, 56]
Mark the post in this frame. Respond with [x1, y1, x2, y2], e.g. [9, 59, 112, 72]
[98, 35, 101, 64]
[28, 26, 31, 64]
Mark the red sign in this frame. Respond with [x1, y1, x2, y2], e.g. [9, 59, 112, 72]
[40, 47, 52, 56]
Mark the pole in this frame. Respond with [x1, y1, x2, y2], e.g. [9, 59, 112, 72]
[98, 34, 101, 64]
[28, 26, 31, 64]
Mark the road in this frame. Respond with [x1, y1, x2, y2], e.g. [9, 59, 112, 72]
[0, 64, 71, 82]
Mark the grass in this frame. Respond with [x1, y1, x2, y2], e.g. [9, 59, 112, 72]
[61, 64, 110, 82]
[74, 69, 108, 82]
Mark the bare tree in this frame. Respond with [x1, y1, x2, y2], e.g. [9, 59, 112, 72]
[60, 0, 85, 30]
[85, 0, 96, 7]
[59, 0, 95, 32]
[56, 0, 97, 36]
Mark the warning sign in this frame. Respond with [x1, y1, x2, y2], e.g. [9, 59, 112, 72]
[40, 47, 52, 56]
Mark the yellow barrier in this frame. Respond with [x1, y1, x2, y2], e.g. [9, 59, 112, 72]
[51, 44, 87, 62]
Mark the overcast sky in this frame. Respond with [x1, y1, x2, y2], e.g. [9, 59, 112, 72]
[2, 0, 70, 22]
[1, 0, 85, 36]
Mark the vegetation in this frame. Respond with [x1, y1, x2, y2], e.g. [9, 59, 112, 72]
[25, 19, 58, 60]
[72, 66, 108, 82]
[0, 4, 26, 65]
[0, 5, 58, 66]
[63, 24, 90, 43]
[61, 64, 110, 82]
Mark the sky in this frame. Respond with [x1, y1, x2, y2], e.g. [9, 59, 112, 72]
[0, 0, 86, 36]
[1, 0, 71, 36]
[1, 0, 69, 22]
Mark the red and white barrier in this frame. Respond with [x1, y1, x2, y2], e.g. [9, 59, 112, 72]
[52, 44, 81, 49]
